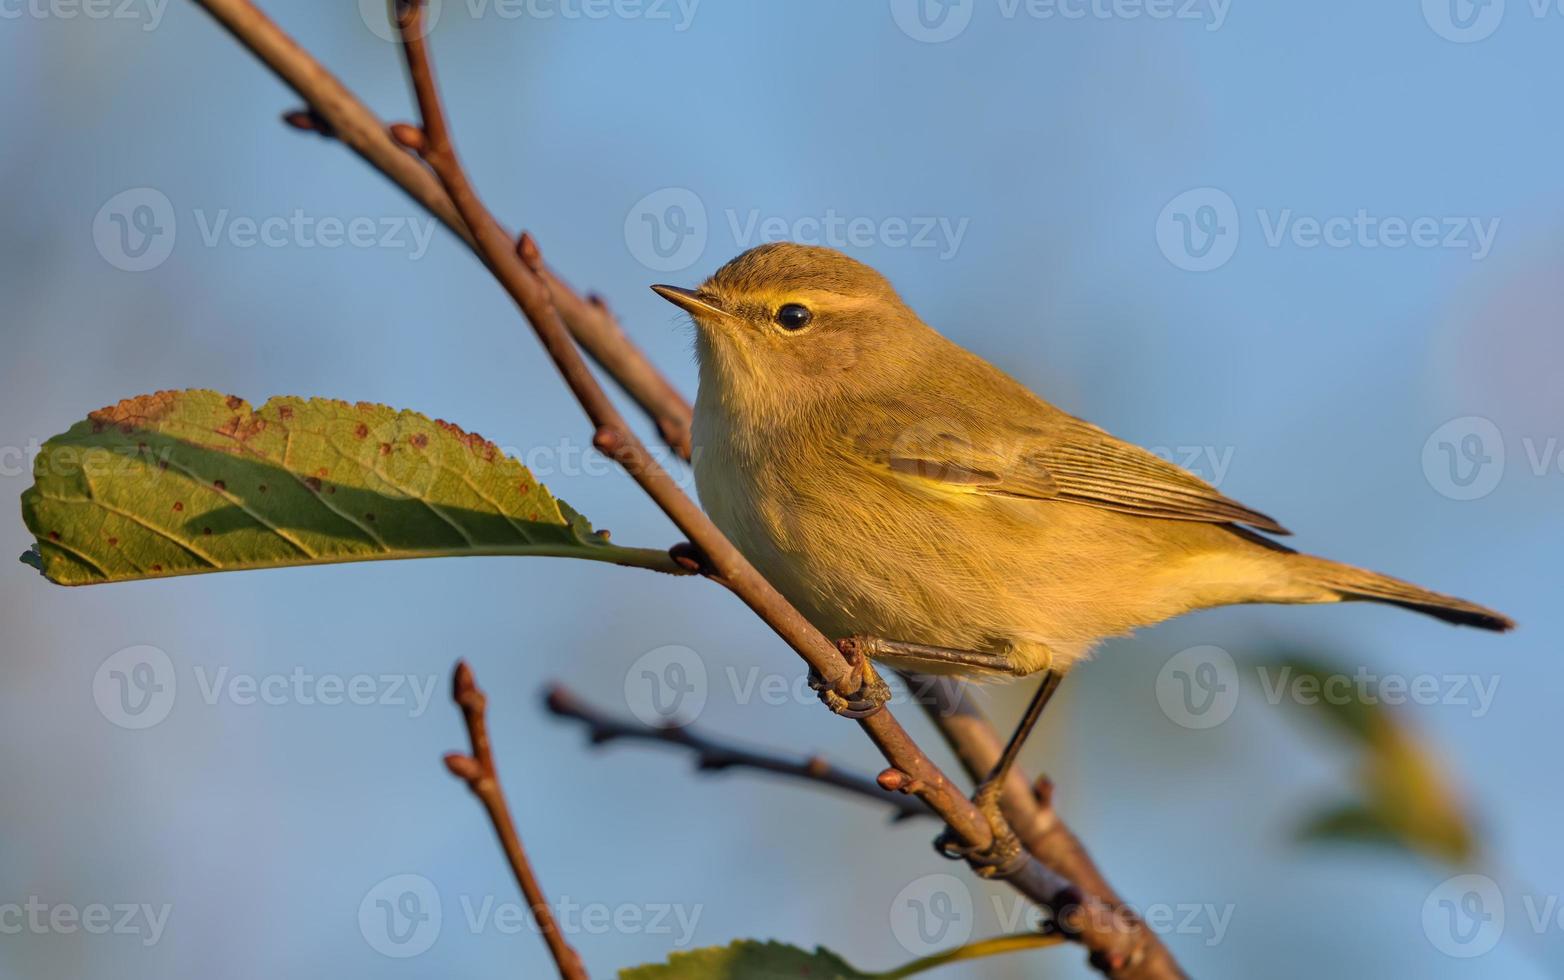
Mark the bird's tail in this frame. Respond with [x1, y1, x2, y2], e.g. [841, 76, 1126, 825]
[1291, 554, 1514, 632]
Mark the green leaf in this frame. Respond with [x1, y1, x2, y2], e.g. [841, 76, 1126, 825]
[20, 390, 681, 585]
[1295, 803, 1405, 848]
[619, 940, 869, 980]
[1257, 651, 1478, 866]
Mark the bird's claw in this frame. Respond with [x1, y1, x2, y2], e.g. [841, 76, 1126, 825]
[808, 640, 892, 720]
[933, 782, 1027, 879]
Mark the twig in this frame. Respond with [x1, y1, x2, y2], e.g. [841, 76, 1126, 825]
[384, 0, 995, 852]
[915, 682, 1185, 980]
[518, 235, 694, 461]
[193, 0, 692, 460]
[543, 684, 928, 823]
[445, 662, 588, 980]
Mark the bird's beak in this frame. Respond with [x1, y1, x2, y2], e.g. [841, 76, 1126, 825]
[651, 284, 732, 322]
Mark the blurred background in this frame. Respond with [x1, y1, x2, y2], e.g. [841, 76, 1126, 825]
[1, 1, 1559, 977]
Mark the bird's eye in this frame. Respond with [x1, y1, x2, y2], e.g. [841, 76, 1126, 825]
[775, 303, 813, 331]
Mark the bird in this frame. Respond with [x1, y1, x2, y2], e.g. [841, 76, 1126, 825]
[651, 241, 1512, 869]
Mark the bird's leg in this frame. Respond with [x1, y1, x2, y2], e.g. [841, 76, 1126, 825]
[808, 636, 1016, 720]
[936, 670, 1065, 878]
[842, 636, 1020, 674]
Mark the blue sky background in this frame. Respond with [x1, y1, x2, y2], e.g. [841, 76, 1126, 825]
[1, 1, 1560, 977]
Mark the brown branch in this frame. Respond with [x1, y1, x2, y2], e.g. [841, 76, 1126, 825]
[519, 235, 694, 461]
[445, 662, 588, 980]
[548, 679, 1182, 979]
[184, 3, 1189, 976]
[193, 0, 692, 460]
[543, 684, 928, 823]
[384, 0, 994, 852]
[915, 682, 1185, 980]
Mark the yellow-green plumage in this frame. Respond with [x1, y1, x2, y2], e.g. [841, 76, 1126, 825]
[657, 243, 1511, 679]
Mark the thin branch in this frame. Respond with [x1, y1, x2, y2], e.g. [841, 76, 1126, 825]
[915, 682, 1185, 980]
[543, 684, 928, 823]
[445, 662, 588, 980]
[519, 235, 693, 461]
[548, 680, 1179, 979]
[193, 0, 693, 460]
[384, 0, 997, 852]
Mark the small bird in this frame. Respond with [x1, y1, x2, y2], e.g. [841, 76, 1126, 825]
[653, 242, 1511, 866]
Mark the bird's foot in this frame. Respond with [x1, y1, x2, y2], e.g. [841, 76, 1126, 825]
[807, 637, 893, 720]
[934, 779, 1028, 879]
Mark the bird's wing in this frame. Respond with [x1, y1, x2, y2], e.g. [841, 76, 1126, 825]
[853, 402, 1290, 535]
